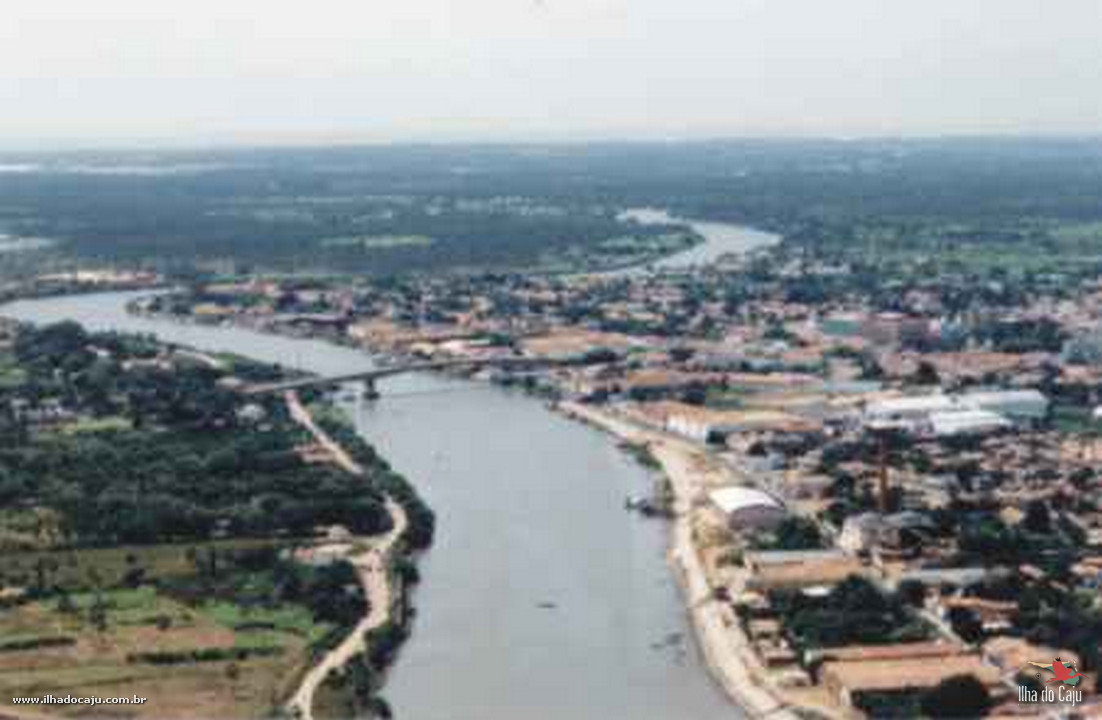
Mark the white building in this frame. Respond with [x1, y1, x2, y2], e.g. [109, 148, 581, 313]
[667, 412, 734, 442]
[864, 389, 1048, 434]
[928, 409, 1011, 437]
[838, 513, 884, 554]
[709, 486, 786, 531]
[666, 406, 813, 443]
[865, 395, 956, 423]
[958, 390, 1049, 422]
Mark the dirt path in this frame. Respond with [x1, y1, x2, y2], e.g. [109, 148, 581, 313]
[284, 392, 408, 720]
[286, 390, 365, 475]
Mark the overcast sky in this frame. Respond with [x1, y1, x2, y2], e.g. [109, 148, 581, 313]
[2, 0, 1100, 147]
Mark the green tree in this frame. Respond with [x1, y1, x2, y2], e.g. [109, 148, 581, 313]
[89, 594, 108, 633]
[920, 674, 992, 718]
[1022, 500, 1052, 534]
[913, 360, 940, 386]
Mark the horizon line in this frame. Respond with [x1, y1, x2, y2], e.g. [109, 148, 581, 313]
[3, 130, 1102, 156]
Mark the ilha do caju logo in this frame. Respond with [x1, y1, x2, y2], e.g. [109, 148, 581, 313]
[1018, 657, 1085, 706]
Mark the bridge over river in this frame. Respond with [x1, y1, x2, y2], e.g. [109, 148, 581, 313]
[243, 355, 581, 397]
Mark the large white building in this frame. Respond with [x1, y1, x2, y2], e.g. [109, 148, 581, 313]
[709, 486, 787, 532]
[663, 404, 811, 443]
[957, 390, 1049, 422]
[864, 389, 1048, 436]
[865, 395, 956, 427]
[928, 409, 1011, 437]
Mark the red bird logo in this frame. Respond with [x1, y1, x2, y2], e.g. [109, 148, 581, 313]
[1029, 658, 1082, 686]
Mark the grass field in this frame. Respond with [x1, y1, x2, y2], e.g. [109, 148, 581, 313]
[58, 416, 133, 434]
[0, 572, 322, 718]
[0, 351, 25, 389]
[0, 539, 292, 589]
[832, 220, 1102, 274]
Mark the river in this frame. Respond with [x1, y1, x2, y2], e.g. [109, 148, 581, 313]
[0, 216, 775, 719]
[618, 208, 779, 271]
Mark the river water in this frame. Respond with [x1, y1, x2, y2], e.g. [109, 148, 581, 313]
[1, 218, 775, 719]
[619, 208, 779, 271]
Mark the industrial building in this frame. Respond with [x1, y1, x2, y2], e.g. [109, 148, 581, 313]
[709, 486, 786, 531]
[863, 389, 1048, 436]
[927, 409, 1011, 437]
[958, 389, 1049, 422]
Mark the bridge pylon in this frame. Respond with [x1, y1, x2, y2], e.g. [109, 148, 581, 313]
[361, 378, 381, 401]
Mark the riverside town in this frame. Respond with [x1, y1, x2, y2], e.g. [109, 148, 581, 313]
[4, 5, 1102, 718]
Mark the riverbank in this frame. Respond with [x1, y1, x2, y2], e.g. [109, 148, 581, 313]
[558, 401, 801, 720]
[285, 391, 409, 720]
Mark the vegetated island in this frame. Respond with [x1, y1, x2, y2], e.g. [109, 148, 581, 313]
[0, 318, 432, 719]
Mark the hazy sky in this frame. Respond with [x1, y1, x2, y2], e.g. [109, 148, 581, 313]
[2, 0, 1101, 147]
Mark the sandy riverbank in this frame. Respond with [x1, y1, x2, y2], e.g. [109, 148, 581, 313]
[558, 401, 801, 720]
[284, 391, 409, 720]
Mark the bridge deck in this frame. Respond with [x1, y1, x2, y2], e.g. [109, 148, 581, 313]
[243, 356, 575, 395]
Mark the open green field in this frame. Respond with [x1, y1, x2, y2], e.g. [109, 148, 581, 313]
[0, 351, 25, 389]
[825, 219, 1102, 274]
[0, 541, 343, 719]
[0, 587, 312, 718]
[0, 539, 294, 589]
[58, 416, 133, 434]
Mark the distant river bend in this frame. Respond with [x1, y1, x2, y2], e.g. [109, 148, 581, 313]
[617, 208, 780, 272]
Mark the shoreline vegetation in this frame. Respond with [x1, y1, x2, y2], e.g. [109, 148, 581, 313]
[0, 316, 433, 720]
[282, 390, 414, 720]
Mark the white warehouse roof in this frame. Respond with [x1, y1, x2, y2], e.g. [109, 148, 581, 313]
[866, 395, 956, 418]
[709, 486, 783, 514]
[958, 389, 1048, 417]
[959, 389, 1046, 405]
[866, 389, 1048, 427]
[929, 409, 1011, 437]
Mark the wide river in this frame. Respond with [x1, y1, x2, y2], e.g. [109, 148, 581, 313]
[1, 218, 776, 720]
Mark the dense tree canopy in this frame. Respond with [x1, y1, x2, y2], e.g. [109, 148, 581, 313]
[6, 139, 1102, 278]
[0, 322, 403, 547]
